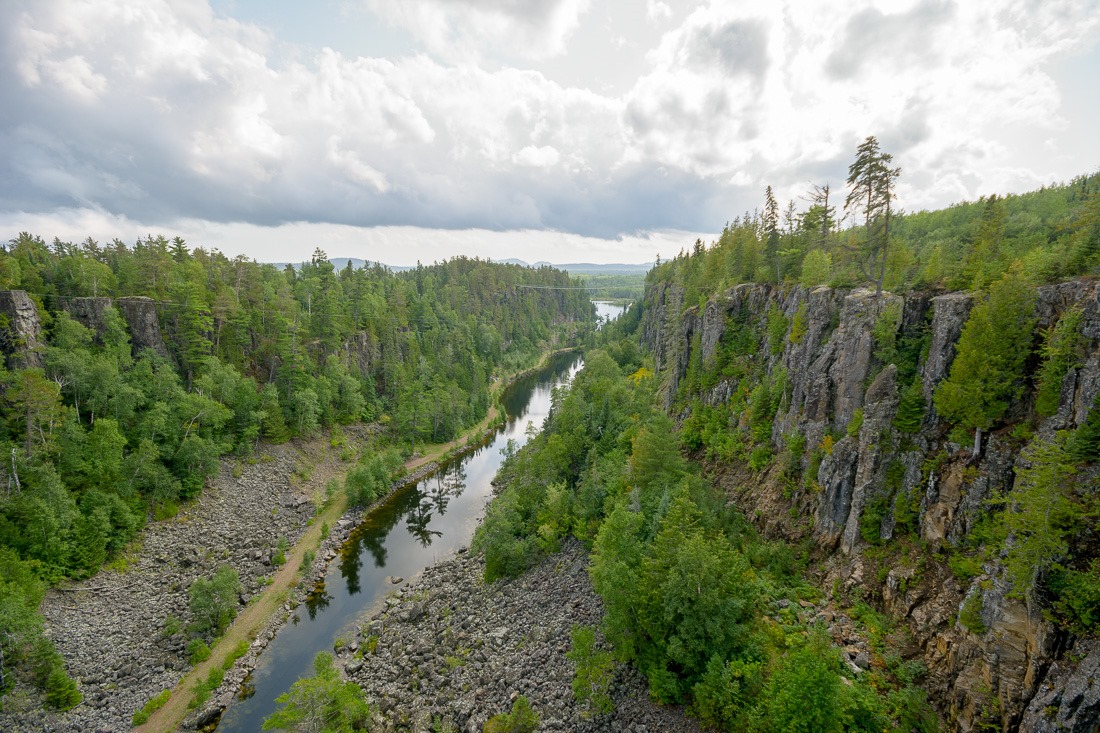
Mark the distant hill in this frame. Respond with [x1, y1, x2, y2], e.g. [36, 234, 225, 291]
[272, 257, 652, 275]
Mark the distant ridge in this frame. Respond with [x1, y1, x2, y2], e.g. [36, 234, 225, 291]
[271, 257, 651, 275]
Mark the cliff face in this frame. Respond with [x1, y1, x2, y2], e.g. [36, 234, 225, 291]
[0, 290, 45, 369]
[640, 279, 1100, 732]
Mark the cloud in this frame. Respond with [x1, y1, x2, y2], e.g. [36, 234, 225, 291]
[361, 0, 591, 62]
[646, 1, 672, 23]
[825, 0, 955, 80]
[1, 0, 1098, 255]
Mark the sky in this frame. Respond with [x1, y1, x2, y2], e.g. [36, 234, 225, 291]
[1, 0, 1099, 266]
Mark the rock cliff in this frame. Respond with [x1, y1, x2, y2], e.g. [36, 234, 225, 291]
[640, 279, 1100, 732]
[0, 290, 45, 368]
[116, 296, 171, 358]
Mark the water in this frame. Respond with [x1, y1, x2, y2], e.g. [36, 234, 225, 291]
[216, 351, 583, 732]
[593, 300, 628, 327]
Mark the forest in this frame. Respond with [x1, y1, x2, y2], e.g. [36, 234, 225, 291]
[474, 152, 1100, 731]
[655, 137, 1100, 309]
[0, 239, 592, 707]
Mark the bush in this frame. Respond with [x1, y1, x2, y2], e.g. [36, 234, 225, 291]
[187, 638, 211, 664]
[566, 626, 615, 716]
[44, 667, 82, 710]
[484, 696, 539, 733]
[959, 590, 986, 634]
[691, 656, 763, 731]
[1048, 561, 1100, 634]
[263, 652, 369, 731]
[189, 565, 242, 637]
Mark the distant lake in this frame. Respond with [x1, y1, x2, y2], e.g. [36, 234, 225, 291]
[593, 300, 628, 327]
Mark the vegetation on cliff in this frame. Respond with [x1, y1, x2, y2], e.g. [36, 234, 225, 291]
[477, 327, 937, 730]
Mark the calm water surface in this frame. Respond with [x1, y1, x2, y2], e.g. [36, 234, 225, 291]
[216, 350, 587, 731]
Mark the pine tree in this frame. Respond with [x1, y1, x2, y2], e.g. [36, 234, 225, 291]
[763, 186, 780, 281]
[845, 136, 901, 294]
[934, 265, 1037, 452]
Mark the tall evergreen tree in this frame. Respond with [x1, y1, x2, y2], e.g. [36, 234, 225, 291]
[844, 136, 901, 294]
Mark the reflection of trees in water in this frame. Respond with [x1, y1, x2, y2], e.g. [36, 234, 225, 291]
[304, 580, 332, 620]
[406, 462, 468, 546]
[405, 499, 442, 546]
[339, 485, 424, 594]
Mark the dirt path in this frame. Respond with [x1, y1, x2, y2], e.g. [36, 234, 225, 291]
[138, 349, 575, 733]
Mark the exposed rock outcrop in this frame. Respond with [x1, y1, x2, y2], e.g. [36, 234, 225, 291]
[61, 296, 114, 342]
[0, 290, 44, 368]
[117, 296, 170, 358]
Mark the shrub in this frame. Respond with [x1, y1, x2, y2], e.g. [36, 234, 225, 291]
[766, 305, 789, 356]
[566, 626, 615, 716]
[959, 590, 986, 634]
[847, 408, 864, 438]
[263, 652, 369, 731]
[189, 565, 242, 637]
[1048, 560, 1100, 634]
[484, 696, 539, 733]
[187, 638, 211, 664]
[44, 667, 82, 710]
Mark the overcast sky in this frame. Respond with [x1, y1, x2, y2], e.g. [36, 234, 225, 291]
[2, 0, 1098, 266]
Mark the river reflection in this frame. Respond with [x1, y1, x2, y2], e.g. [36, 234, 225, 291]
[216, 350, 584, 732]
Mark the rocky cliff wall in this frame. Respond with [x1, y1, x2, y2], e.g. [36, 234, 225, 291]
[0, 290, 45, 369]
[640, 279, 1100, 732]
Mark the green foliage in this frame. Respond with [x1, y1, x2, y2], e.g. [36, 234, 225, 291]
[690, 655, 764, 731]
[934, 266, 1038, 434]
[894, 377, 926, 434]
[1035, 306, 1084, 417]
[859, 492, 890, 545]
[483, 695, 539, 733]
[761, 632, 843, 733]
[345, 448, 404, 507]
[1047, 560, 1100, 634]
[872, 301, 902, 366]
[800, 249, 832, 288]
[188, 565, 242, 637]
[847, 408, 864, 439]
[959, 591, 987, 635]
[592, 491, 760, 703]
[132, 688, 171, 726]
[0, 549, 78, 707]
[948, 553, 983, 583]
[263, 652, 370, 732]
[997, 436, 1075, 599]
[187, 638, 211, 665]
[766, 305, 789, 356]
[566, 625, 615, 716]
[44, 666, 81, 710]
[1067, 389, 1100, 462]
[788, 303, 809, 345]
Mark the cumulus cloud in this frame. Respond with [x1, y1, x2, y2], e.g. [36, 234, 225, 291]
[1, 0, 1098, 257]
[361, 0, 591, 62]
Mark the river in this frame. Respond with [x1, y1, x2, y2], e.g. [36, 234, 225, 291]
[216, 351, 587, 731]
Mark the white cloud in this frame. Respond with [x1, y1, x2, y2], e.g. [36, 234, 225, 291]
[646, 1, 673, 23]
[1, 0, 1098, 259]
[361, 0, 591, 62]
[513, 145, 561, 168]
